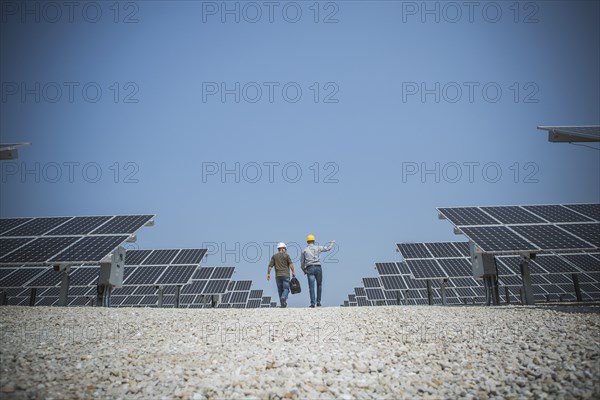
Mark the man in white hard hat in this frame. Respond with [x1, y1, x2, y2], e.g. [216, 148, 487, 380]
[301, 234, 335, 308]
[267, 242, 296, 308]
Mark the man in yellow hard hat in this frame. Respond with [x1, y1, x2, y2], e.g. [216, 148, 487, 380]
[301, 234, 335, 308]
[267, 242, 296, 308]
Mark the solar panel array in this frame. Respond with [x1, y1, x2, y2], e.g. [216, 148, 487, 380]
[0, 247, 208, 307]
[437, 204, 599, 253]
[0, 215, 154, 265]
[343, 239, 600, 307]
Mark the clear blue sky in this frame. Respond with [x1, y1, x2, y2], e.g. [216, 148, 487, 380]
[1, 0, 599, 307]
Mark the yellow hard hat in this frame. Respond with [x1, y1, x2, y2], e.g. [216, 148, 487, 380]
[306, 234, 316, 242]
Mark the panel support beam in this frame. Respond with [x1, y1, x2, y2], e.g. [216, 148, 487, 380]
[58, 269, 70, 307]
[572, 273, 582, 302]
[425, 280, 433, 305]
[29, 287, 37, 307]
[519, 253, 536, 305]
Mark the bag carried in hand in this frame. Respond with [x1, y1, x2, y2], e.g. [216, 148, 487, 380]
[290, 277, 301, 294]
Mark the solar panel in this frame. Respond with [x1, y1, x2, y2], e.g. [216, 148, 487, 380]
[530, 275, 550, 285]
[460, 226, 537, 252]
[348, 294, 356, 302]
[0, 218, 32, 235]
[45, 216, 113, 236]
[522, 205, 593, 223]
[230, 291, 249, 304]
[499, 275, 522, 286]
[510, 225, 591, 250]
[172, 249, 207, 265]
[0, 268, 45, 287]
[69, 286, 94, 296]
[405, 259, 447, 279]
[365, 288, 385, 301]
[438, 207, 499, 226]
[2, 217, 72, 237]
[156, 265, 197, 285]
[261, 296, 271, 305]
[0, 236, 80, 263]
[354, 287, 367, 297]
[557, 223, 600, 247]
[193, 267, 214, 280]
[125, 250, 152, 265]
[50, 235, 130, 263]
[36, 297, 58, 306]
[531, 255, 580, 274]
[246, 299, 261, 308]
[380, 275, 406, 290]
[495, 256, 519, 275]
[561, 254, 600, 272]
[453, 242, 471, 257]
[235, 280, 252, 291]
[437, 258, 472, 277]
[121, 295, 144, 306]
[133, 286, 157, 295]
[542, 274, 573, 285]
[90, 215, 154, 235]
[142, 249, 179, 265]
[425, 242, 465, 258]
[451, 277, 481, 287]
[375, 262, 401, 275]
[181, 280, 208, 294]
[125, 266, 166, 285]
[479, 206, 544, 224]
[39, 287, 60, 296]
[362, 277, 381, 288]
[211, 267, 235, 279]
[69, 267, 100, 286]
[26, 269, 62, 287]
[563, 204, 600, 221]
[356, 297, 371, 307]
[396, 243, 431, 259]
[69, 296, 92, 306]
[203, 280, 229, 294]
[249, 289, 263, 299]
[403, 278, 427, 289]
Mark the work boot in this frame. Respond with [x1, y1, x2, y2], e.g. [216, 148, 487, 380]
[280, 297, 287, 308]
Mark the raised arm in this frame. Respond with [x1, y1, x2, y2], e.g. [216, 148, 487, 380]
[319, 240, 336, 252]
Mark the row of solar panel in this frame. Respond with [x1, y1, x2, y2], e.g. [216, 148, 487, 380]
[438, 204, 599, 226]
[0, 215, 155, 265]
[392, 253, 600, 280]
[0, 215, 155, 237]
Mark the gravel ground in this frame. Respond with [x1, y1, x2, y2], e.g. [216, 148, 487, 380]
[1, 305, 599, 399]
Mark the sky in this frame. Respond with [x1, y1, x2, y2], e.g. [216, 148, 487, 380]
[1, 0, 599, 307]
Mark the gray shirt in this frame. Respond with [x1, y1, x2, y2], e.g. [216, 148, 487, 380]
[301, 242, 334, 271]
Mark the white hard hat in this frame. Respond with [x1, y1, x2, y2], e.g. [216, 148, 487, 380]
[277, 242, 287, 249]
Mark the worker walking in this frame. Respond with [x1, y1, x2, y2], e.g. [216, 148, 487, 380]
[267, 242, 296, 308]
[301, 234, 336, 308]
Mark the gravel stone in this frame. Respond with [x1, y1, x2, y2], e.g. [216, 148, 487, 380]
[0, 305, 598, 399]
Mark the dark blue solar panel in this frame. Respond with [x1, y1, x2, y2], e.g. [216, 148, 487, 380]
[1, 217, 72, 237]
[460, 226, 537, 252]
[50, 235, 129, 263]
[523, 205, 593, 223]
[45, 216, 112, 235]
[1, 236, 80, 263]
[90, 215, 153, 235]
[438, 207, 499, 226]
[396, 243, 431, 259]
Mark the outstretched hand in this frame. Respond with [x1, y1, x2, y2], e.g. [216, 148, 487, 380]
[267, 274, 270, 281]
